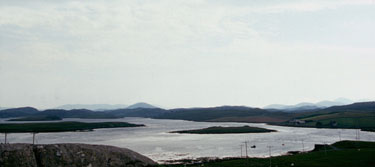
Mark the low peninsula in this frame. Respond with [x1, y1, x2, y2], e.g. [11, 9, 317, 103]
[7, 115, 63, 121]
[171, 125, 276, 134]
[0, 121, 144, 133]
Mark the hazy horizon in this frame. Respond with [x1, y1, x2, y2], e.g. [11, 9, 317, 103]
[1, 0, 375, 109]
[0, 97, 372, 110]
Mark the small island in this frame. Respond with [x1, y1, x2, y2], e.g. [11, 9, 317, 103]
[170, 125, 276, 134]
[7, 115, 63, 121]
[0, 121, 144, 133]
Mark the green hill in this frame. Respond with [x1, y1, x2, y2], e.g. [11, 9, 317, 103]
[277, 102, 375, 131]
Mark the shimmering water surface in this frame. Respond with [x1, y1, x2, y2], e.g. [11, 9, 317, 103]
[1, 117, 374, 162]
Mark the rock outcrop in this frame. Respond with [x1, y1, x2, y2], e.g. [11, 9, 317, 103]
[0, 143, 157, 167]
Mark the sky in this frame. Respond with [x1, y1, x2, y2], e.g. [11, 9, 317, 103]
[1, 0, 375, 109]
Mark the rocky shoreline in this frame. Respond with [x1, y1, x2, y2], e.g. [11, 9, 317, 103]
[0, 143, 157, 167]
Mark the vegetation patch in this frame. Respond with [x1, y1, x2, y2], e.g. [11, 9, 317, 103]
[170, 126, 276, 134]
[0, 121, 144, 133]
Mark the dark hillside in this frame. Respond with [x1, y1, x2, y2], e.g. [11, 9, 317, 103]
[0, 107, 39, 118]
[35, 109, 119, 119]
[108, 108, 168, 118]
[321, 101, 375, 112]
[156, 106, 293, 123]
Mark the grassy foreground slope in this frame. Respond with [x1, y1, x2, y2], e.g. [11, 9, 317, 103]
[171, 126, 276, 134]
[0, 121, 144, 133]
[161, 141, 375, 167]
[274, 102, 375, 131]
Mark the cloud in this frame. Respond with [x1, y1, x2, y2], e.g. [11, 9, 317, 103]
[0, 0, 375, 108]
[212, 0, 375, 13]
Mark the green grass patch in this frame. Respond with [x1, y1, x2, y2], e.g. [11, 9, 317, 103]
[170, 126, 276, 134]
[0, 121, 144, 133]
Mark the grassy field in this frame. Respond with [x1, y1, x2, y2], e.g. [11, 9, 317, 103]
[161, 141, 375, 167]
[170, 126, 276, 134]
[0, 121, 144, 133]
[276, 111, 375, 132]
[7, 115, 63, 121]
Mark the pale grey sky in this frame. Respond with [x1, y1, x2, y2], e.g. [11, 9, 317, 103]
[1, 0, 375, 109]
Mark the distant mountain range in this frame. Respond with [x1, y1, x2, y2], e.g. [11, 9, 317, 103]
[0, 105, 291, 122]
[0, 102, 160, 119]
[1, 100, 374, 124]
[55, 102, 158, 111]
[264, 98, 356, 112]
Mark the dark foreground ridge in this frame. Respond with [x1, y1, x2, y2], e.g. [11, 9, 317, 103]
[0, 143, 157, 167]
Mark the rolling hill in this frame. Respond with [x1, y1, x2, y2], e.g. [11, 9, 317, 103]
[156, 106, 294, 123]
[34, 109, 119, 119]
[55, 104, 128, 111]
[108, 108, 168, 118]
[0, 107, 39, 118]
[264, 98, 355, 112]
[319, 101, 375, 113]
[54, 102, 157, 111]
[277, 102, 375, 131]
[126, 102, 158, 109]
